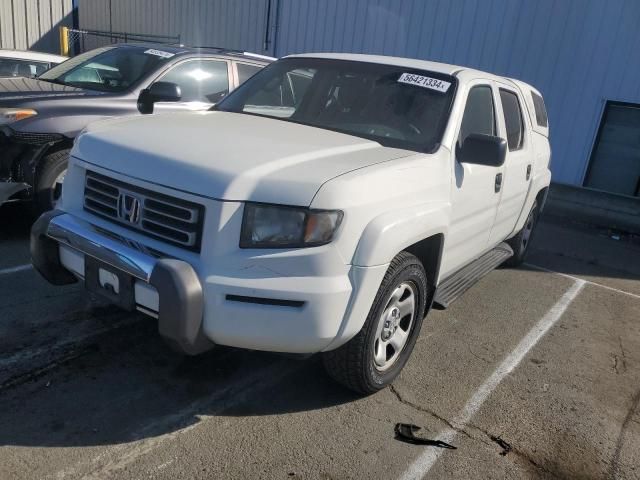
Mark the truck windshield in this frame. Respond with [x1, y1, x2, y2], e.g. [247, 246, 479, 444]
[215, 57, 456, 152]
[39, 46, 171, 92]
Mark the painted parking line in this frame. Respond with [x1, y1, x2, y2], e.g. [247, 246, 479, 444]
[0, 264, 31, 276]
[526, 263, 640, 301]
[399, 279, 586, 480]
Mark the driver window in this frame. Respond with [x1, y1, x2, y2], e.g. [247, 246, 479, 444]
[159, 59, 229, 103]
[459, 85, 496, 147]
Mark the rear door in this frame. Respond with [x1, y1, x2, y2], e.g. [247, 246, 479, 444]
[488, 84, 533, 246]
[442, 80, 504, 277]
[232, 62, 264, 89]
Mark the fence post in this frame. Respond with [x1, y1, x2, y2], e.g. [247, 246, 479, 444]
[59, 26, 70, 56]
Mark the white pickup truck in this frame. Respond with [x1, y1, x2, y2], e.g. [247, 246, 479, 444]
[31, 53, 550, 394]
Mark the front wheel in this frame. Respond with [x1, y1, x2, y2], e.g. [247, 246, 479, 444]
[34, 149, 70, 215]
[323, 252, 428, 394]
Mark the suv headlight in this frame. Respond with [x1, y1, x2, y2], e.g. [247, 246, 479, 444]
[240, 203, 343, 248]
[0, 108, 38, 126]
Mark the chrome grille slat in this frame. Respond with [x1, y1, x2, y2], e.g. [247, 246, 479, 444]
[141, 216, 197, 237]
[143, 202, 197, 223]
[86, 184, 119, 200]
[83, 171, 204, 252]
[84, 194, 117, 210]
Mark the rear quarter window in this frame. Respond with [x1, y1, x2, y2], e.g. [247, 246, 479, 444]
[531, 91, 548, 127]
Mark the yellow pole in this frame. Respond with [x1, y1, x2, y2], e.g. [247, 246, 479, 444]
[59, 26, 70, 56]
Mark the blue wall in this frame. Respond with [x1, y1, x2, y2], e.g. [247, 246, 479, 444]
[271, 0, 640, 187]
[80, 0, 640, 187]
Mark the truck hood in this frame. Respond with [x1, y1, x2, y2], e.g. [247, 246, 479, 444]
[0, 77, 101, 104]
[74, 111, 412, 205]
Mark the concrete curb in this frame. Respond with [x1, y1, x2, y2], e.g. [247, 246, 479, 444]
[544, 183, 640, 234]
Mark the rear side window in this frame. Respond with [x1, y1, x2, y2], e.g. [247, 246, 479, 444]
[236, 63, 262, 84]
[531, 91, 548, 127]
[499, 89, 524, 150]
[459, 85, 496, 146]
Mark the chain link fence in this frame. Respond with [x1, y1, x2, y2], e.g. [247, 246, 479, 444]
[64, 28, 181, 56]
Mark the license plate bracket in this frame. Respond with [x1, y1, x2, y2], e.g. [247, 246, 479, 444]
[85, 256, 135, 311]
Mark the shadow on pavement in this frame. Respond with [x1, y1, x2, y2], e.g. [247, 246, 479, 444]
[0, 203, 34, 241]
[0, 319, 359, 448]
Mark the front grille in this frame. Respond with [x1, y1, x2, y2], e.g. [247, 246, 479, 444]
[83, 171, 204, 252]
[10, 130, 62, 145]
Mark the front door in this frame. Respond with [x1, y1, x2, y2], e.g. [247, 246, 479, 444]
[153, 58, 231, 112]
[442, 82, 504, 277]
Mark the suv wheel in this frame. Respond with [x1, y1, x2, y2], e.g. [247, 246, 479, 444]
[35, 149, 70, 214]
[323, 251, 428, 394]
[505, 200, 539, 267]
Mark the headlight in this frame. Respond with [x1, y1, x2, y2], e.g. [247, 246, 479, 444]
[240, 203, 343, 248]
[0, 108, 38, 126]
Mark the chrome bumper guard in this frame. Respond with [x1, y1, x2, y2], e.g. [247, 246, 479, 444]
[30, 211, 212, 355]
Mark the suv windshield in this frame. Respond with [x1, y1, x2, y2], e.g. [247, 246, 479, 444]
[39, 46, 172, 92]
[215, 58, 456, 152]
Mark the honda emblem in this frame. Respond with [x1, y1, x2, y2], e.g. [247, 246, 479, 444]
[117, 192, 142, 225]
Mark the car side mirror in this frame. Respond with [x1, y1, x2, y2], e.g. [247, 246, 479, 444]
[458, 133, 507, 167]
[137, 82, 182, 114]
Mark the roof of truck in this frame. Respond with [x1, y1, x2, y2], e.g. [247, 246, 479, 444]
[287, 52, 533, 88]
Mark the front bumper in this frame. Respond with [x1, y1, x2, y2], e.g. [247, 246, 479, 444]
[31, 211, 382, 355]
[31, 211, 211, 354]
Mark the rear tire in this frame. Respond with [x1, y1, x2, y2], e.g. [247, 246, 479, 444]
[34, 149, 69, 215]
[505, 200, 539, 267]
[323, 251, 428, 394]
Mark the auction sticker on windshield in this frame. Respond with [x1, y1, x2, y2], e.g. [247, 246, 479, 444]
[398, 73, 451, 93]
[144, 49, 175, 59]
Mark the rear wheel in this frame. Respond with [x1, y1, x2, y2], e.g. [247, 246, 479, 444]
[34, 149, 69, 215]
[505, 200, 539, 267]
[323, 251, 428, 394]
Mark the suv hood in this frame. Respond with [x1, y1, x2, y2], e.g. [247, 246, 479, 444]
[0, 77, 100, 103]
[74, 111, 412, 206]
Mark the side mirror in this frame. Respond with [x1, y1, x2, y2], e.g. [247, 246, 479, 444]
[458, 133, 507, 167]
[137, 82, 182, 114]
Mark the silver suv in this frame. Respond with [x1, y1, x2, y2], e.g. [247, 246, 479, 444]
[0, 43, 274, 212]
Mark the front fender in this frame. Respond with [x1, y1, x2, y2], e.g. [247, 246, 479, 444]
[352, 202, 450, 268]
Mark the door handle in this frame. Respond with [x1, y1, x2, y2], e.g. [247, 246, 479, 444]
[526, 164, 532, 180]
[495, 173, 503, 193]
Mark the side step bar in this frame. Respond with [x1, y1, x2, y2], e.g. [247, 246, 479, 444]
[433, 242, 514, 309]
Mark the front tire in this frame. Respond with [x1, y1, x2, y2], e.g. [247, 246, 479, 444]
[34, 149, 69, 215]
[323, 252, 428, 394]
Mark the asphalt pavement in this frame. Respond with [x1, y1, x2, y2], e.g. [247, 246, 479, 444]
[0, 203, 638, 480]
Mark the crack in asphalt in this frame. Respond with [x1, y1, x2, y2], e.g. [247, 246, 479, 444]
[388, 384, 489, 446]
[609, 387, 640, 480]
[390, 384, 571, 479]
[488, 434, 512, 456]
